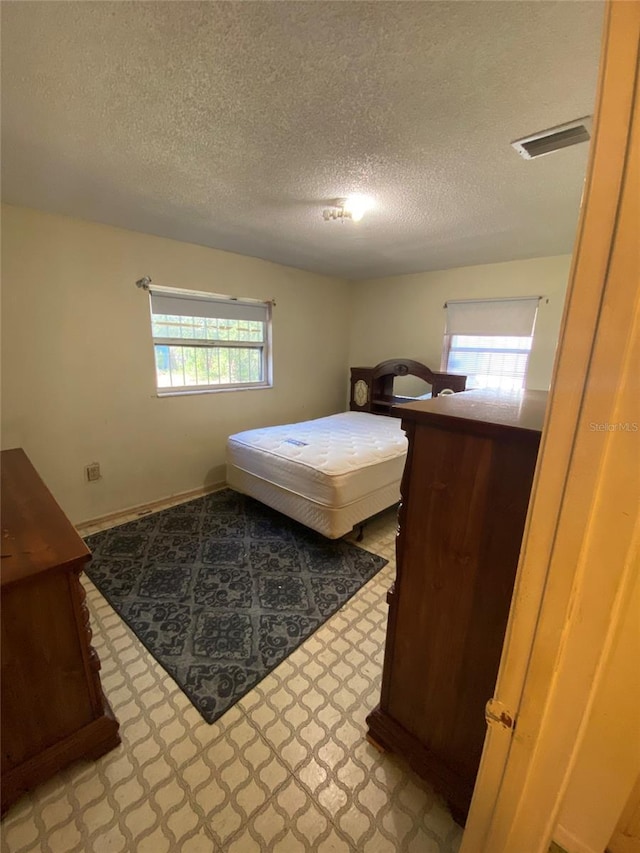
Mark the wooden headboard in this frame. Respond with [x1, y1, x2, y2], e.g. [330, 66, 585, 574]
[350, 359, 466, 415]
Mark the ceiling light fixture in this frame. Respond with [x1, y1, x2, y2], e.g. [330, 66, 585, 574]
[323, 195, 371, 223]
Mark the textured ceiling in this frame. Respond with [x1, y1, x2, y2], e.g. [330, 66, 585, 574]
[1, 1, 603, 279]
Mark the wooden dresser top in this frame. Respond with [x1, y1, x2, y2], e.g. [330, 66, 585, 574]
[393, 389, 548, 436]
[1, 448, 89, 588]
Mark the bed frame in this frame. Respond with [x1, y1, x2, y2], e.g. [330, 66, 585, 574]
[349, 359, 467, 415]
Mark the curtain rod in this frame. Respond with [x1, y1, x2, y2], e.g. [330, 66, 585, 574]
[443, 295, 546, 309]
[134, 277, 275, 307]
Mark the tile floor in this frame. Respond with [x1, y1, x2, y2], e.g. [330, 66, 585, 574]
[1, 499, 464, 853]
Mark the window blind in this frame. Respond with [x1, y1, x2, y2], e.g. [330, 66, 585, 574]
[445, 297, 539, 337]
[149, 288, 269, 323]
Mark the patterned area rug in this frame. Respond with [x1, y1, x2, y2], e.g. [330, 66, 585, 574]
[84, 489, 387, 723]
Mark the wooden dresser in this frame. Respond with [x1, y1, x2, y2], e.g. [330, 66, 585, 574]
[366, 390, 546, 823]
[1, 449, 120, 814]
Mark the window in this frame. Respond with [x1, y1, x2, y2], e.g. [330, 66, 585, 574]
[442, 297, 538, 391]
[444, 334, 533, 391]
[148, 287, 271, 393]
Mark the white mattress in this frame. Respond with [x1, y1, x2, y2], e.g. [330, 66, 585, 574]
[226, 412, 408, 537]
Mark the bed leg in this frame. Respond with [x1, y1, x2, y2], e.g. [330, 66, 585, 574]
[356, 523, 365, 542]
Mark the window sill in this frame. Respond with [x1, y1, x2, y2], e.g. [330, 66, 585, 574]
[156, 383, 272, 398]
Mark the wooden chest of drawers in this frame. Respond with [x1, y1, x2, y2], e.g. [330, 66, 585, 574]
[366, 390, 546, 823]
[1, 448, 120, 814]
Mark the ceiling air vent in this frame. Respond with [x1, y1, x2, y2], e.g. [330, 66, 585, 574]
[512, 116, 592, 160]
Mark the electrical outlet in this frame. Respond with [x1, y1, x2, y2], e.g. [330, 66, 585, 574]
[85, 462, 101, 482]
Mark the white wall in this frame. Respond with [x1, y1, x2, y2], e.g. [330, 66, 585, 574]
[348, 255, 572, 391]
[1, 205, 572, 524]
[1, 205, 351, 523]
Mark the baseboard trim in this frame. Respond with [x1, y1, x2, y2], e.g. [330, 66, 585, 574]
[76, 480, 227, 531]
[553, 824, 600, 853]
